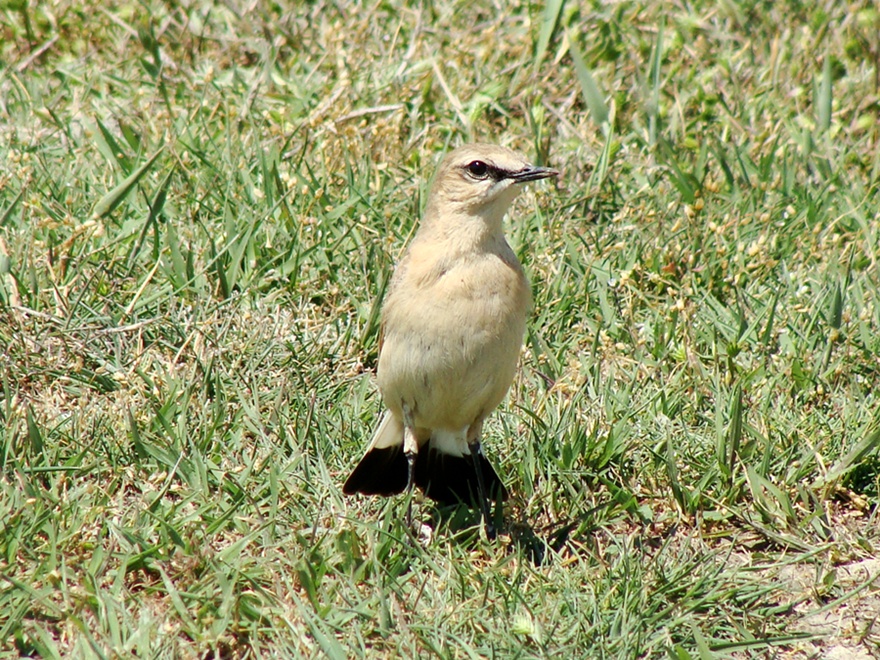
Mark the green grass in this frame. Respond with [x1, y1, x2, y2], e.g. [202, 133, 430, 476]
[2, 0, 880, 657]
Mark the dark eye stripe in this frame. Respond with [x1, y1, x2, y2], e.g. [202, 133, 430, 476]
[463, 160, 506, 180]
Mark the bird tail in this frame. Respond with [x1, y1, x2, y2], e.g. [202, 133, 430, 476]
[415, 445, 507, 506]
[342, 412, 409, 496]
[342, 412, 507, 506]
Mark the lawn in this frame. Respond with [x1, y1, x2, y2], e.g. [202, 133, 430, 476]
[2, 0, 880, 657]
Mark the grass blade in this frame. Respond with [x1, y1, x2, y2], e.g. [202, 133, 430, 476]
[534, 0, 566, 69]
[726, 383, 743, 478]
[26, 405, 44, 458]
[90, 147, 165, 219]
[817, 54, 832, 132]
[568, 30, 609, 130]
[94, 117, 132, 173]
[647, 19, 665, 144]
[586, 120, 617, 195]
[0, 188, 25, 228]
[814, 426, 880, 489]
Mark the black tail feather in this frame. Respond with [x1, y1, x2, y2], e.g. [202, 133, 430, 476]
[415, 447, 507, 506]
[343, 444, 507, 507]
[342, 444, 409, 496]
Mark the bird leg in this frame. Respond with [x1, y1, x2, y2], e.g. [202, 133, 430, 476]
[402, 405, 419, 530]
[468, 440, 496, 539]
[467, 421, 496, 538]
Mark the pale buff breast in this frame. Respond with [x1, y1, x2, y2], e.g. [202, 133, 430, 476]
[377, 241, 530, 435]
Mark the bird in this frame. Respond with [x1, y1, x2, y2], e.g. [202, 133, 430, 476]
[343, 143, 558, 535]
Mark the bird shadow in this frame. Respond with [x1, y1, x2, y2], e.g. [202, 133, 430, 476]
[415, 501, 553, 566]
[425, 494, 626, 567]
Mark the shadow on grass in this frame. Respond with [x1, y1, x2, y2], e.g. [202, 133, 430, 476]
[421, 498, 620, 566]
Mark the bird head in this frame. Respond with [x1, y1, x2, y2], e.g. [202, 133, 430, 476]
[425, 144, 558, 232]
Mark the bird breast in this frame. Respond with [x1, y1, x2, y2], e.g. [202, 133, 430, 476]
[377, 239, 530, 433]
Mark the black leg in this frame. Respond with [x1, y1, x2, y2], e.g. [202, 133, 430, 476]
[404, 448, 416, 529]
[468, 441, 495, 539]
[401, 405, 420, 532]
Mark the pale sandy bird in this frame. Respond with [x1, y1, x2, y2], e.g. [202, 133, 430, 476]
[343, 143, 557, 533]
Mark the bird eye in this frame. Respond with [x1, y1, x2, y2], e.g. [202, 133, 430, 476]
[465, 160, 489, 178]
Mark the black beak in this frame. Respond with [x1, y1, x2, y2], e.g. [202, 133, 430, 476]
[508, 165, 559, 183]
